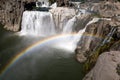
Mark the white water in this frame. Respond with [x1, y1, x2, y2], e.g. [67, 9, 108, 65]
[20, 10, 100, 52]
[21, 11, 55, 36]
[54, 17, 100, 52]
[63, 17, 77, 33]
[50, 2, 57, 9]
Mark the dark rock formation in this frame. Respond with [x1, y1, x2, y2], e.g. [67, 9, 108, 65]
[0, 0, 36, 31]
[57, 0, 70, 7]
[110, 40, 120, 51]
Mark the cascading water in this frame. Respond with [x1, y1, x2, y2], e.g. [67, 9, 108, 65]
[62, 17, 77, 33]
[20, 9, 100, 52]
[21, 11, 56, 36]
[54, 17, 100, 52]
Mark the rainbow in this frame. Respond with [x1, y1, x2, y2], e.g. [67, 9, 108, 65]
[0, 33, 102, 76]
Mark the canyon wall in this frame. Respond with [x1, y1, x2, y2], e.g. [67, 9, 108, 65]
[0, 0, 37, 31]
[74, 1, 120, 80]
[76, 1, 120, 62]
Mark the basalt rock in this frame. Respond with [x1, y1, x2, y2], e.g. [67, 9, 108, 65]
[56, 0, 69, 7]
[0, 0, 36, 31]
[83, 51, 120, 80]
[76, 19, 114, 62]
[49, 7, 76, 32]
[75, 1, 120, 63]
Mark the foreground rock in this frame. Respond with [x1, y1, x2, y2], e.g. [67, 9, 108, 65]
[83, 51, 120, 80]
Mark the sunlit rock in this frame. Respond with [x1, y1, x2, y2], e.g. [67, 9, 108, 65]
[83, 51, 120, 80]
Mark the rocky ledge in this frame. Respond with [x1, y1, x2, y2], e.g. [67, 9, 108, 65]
[83, 51, 120, 80]
[75, 1, 120, 80]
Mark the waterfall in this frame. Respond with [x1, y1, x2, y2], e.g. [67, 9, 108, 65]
[63, 17, 77, 33]
[50, 2, 57, 9]
[52, 17, 100, 52]
[20, 9, 99, 52]
[21, 11, 56, 36]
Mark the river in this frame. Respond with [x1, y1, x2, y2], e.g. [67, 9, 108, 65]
[0, 26, 85, 80]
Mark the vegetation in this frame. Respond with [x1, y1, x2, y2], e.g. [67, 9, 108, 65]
[49, 0, 56, 4]
[82, 24, 120, 73]
[116, 63, 120, 76]
[83, 33, 117, 73]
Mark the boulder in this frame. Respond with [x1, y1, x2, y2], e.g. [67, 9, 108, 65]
[83, 51, 120, 80]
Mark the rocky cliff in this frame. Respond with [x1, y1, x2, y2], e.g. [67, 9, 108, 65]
[75, 1, 120, 80]
[76, 1, 120, 62]
[83, 51, 120, 80]
[0, 0, 37, 31]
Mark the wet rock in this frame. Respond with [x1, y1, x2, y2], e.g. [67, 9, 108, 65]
[116, 63, 120, 76]
[83, 51, 120, 80]
[49, 7, 76, 32]
[75, 19, 113, 62]
[110, 40, 120, 51]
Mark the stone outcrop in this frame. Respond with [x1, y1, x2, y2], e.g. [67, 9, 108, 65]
[83, 51, 120, 80]
[49, 7, 76, 32]
[80, 1, 120, 17]
[110, 40, 120, 51]
[0, 0, 36, 31]
[56, 0, 69, 7]
[75, 1, 120, 79]
[75, 1, 120, 62]
[76, 19, 114, 62]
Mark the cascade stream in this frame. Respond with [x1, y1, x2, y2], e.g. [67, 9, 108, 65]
[0, 3, 104, 80]
[20, 10, 100, 52]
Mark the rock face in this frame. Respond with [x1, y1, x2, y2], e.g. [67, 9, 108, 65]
[0, 0, 72, 31]
[0, 0, 36, 31]
[80, 1, 120, 17]
[83, 51, 120, 80]
[76, 19, 113, 62]
[56, 0, 69, 7]
[75, 1, 120, 62]
[49, 7, 76, 32]
[75, 1, 120, 79]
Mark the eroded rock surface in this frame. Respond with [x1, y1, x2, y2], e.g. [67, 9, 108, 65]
[75, 1, 120, 63]
[49, 7, 76, 32]
[0, 0, 36, 31]
[83, 51, 120, 80]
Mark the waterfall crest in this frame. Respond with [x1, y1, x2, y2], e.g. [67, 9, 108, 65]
[20, 8, 94, 51]
[21, 11, 55, 36]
